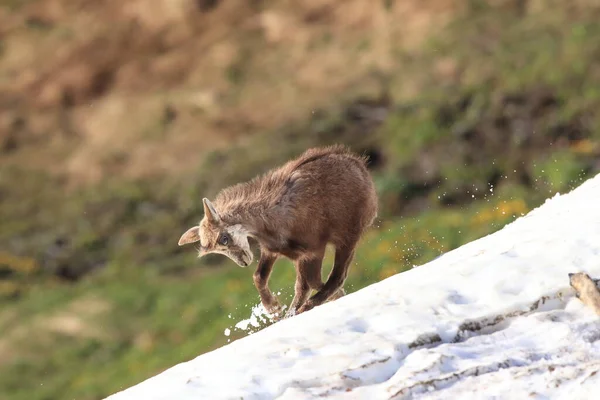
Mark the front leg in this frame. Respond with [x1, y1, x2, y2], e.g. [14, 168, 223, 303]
[253, 252, 283, 316]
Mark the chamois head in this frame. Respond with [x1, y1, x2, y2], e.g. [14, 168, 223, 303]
[178, 198, 253, 267]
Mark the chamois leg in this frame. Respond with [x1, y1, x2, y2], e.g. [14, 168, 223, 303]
[298, 242, 356, 314]
[286, 274, 311, 319]
[328, 287, 346, 301]
[306, 271, 345, 303]
[253, 252, 282, 316]
[285, 252, 325, 318]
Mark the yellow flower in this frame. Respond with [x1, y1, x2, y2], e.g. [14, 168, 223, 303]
[0, 251, 39, 275]
[472, 209, 494, 225]
[0, 281, 20, 297]
[571, 139, 598, 155]
[378, 266, 397, 280]
[376, 240, 391, 255]
[496, 199, 528, 218]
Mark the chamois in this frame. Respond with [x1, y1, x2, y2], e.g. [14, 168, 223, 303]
[178, 145, 378, 318]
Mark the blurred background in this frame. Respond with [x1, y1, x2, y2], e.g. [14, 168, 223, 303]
[1, 0, 600, 399]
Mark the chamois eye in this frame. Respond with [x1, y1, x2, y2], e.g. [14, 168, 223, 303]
[218, 233, 229, 246]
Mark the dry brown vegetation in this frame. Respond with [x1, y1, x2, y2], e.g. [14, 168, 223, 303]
[0, 0, 466, 184]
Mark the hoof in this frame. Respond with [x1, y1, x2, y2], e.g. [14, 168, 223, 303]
[265, 303, 286, 320]
[297, 302, 315, 314]
[328, 288, 346, 302]
[283, 308, 297, 319]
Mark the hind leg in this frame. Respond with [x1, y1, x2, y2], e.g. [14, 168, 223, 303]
[328, 287, 346, 301]
[308, 279, 345, 302]
[286, 272, 311, 319]
[298, 241, 356, 314]
[285, 250, 325, 318]
[303, 253, 344, 303]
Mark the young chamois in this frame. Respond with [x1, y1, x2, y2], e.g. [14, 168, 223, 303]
[178, 145, 378, 318]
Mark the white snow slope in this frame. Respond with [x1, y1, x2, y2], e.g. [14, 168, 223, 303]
[107, 174, 600, 400]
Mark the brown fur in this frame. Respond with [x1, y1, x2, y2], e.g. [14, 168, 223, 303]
[179, 144, 378, 318]
[569, 272, 600, 316]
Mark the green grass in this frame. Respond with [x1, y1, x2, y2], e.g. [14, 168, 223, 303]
[1, 2, 600, 400]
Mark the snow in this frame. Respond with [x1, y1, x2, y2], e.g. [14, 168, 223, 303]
[232, 302, 282, 334]
[106, 174, 600, 400]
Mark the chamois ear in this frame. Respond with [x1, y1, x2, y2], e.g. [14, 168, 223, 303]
[203, 198, 221, 223]
[178, 226, 200, 246]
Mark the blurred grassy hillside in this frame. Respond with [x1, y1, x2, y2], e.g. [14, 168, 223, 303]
[1, 1, 600, 399]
